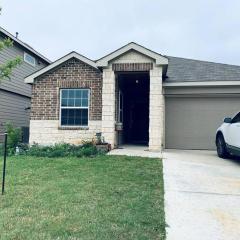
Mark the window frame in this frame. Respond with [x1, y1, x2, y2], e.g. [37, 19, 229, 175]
[24, 52, 36, 66]
[59, 88, 90, 127]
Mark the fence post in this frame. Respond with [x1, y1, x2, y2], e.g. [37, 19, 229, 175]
[1, 133, 8, 195]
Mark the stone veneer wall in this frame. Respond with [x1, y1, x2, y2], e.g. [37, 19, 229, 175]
[101, 68, 116, 147]
[30, 120, 102, 145]
[29, 58, 102, 145]
[149, 66, 164, 151]
[101, 50, 164, 150]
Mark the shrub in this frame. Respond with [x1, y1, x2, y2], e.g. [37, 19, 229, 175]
[26, 142, 103, 158]
[4, 123, 22, 155]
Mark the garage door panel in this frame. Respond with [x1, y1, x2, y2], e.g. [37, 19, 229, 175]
[165, 96, 240, 150]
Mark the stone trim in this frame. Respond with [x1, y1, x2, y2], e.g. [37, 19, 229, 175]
[112, 63, 153, 72]
[58, 126, 89, 130]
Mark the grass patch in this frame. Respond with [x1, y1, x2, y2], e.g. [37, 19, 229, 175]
[0, 155, 165, 240]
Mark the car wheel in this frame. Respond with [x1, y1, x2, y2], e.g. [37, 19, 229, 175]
[216, 135, 228, 158]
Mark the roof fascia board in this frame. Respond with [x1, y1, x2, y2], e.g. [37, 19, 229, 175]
[0, 27, 51, 64]
[96, 42, 168, 67]
[25, 52, 98, 83]
[163, 81, 240, 87]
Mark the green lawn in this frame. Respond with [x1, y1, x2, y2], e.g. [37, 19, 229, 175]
[0, 155, 165, 240]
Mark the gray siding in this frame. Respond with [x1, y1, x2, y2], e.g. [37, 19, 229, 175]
[0, 33, 48, 137]
[0, 34, 47, 97]
[0, 89, 31, 133]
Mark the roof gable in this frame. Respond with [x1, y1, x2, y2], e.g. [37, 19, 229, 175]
[25, 52, 98, 83]
[96, 42, 168, 67]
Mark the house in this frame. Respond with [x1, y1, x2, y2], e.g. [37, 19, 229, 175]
[24, 42, 240, 150]
[0, 27, 51, 140]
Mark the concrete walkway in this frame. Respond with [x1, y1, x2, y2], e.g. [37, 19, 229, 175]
[108, 145, 162, 158]
[163, 150, 240, 240]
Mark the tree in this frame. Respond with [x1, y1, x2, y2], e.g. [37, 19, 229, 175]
[0, 7, 22, 81]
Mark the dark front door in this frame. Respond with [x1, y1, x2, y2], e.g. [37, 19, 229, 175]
[118, 72, 150, 145]
[126, 100, 149, 144]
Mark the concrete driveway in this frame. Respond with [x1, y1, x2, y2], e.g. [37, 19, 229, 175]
[163, 150, 240, 240]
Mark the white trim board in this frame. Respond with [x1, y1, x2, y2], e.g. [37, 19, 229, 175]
[25, 52, 98, 83]
[163, 81, 240, 87]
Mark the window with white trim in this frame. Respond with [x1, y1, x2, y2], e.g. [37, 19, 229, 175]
[24, 52, 36, 66]
[60, 89, 89, 126]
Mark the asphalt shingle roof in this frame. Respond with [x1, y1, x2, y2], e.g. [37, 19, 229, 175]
[165, 56, 240, 82]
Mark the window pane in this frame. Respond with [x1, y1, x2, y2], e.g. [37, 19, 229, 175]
[81, 98, 88, 107]
[68, 98, 74, 107]
[81, 109, 88, 126]
[75, 98, 81, 107]
[62, 89, 68, 98]
[82, 90, 88, 98]
[75, 116, 81, 125]
[61, 109, 68, 125]
[61, 109, 88, 126]
[24, 53, 36, 66]
[61, 118, 68, 125]
[75, 90, 82, 98]
[61, 98, 68, 107]
[69, 89, 75, 98]
[68, 109, 74, 125]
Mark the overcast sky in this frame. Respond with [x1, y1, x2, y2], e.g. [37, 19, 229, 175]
[1, 0, 240, 65]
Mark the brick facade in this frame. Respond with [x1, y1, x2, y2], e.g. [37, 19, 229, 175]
[31, 58, 102, 121]
[29, 49, 164, 151]
[112, 63, 153, 72]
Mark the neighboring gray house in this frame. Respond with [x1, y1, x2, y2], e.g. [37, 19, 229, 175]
[25, 42, 240, 150]
[0, 27, 50, 139]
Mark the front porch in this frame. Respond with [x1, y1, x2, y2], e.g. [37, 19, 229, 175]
[96, 43, 168, 152]
[108, 144, 163, 158]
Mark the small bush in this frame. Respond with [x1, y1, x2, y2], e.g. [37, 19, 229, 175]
[26, 142, 103, 158]
[4, 123, 22, 155]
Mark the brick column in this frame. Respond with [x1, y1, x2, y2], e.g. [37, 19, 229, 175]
[101, 68, 116, 148]
[149, 66, 164, 151]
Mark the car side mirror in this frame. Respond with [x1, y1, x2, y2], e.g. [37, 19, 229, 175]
[224, 117, 232, 123]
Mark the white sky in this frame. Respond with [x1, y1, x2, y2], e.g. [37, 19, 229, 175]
[1, 0, 240, 65]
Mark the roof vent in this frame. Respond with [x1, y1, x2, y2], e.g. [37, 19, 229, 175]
[15, 32, 19, 38]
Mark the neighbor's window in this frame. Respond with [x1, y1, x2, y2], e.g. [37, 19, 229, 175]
[60, 89, 89, 126]
[24, 52, 36, 66]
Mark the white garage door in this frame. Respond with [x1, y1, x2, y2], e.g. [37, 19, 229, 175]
[165, 96, 240, 149]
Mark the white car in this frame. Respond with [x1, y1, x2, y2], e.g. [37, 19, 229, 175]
[216, 112, 240, 158]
